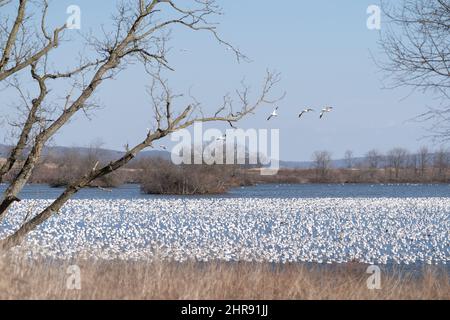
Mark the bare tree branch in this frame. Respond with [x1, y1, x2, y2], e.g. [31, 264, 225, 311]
[0, 68, 281, 249]
[0, 0, 66, 81]
[379, 0, 449, 96]
[0, 0, 11, 7]
[0, 64, 47, 183]
[0, 1, 280, 248]
[379, 0, 450, 140]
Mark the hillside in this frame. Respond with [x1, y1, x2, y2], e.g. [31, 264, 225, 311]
[0, 144, 171, 163]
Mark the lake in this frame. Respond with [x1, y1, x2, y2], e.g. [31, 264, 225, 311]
[0, 183, 449, 269]
[2, 183, 450, 199]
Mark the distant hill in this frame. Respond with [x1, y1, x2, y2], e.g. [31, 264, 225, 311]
[279, 158, 366, 169]
[0, 144, 368, 168]
[0, 144, 172, 163]
[1, 144, 435, 169]
[0, 144, 331, 168]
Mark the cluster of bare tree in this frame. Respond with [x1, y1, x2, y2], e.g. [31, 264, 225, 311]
[0, 0, 279, 249]
[312, 146, 450, 183]
[140, 158, 239, 195]
[37, 146, 125, 189]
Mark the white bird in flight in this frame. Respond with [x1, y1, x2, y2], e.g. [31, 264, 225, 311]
[319, 106, 334, 119]
[160, 145, 168, 150]
[298, 108, 315, 118]
[267, 107, 279, 121]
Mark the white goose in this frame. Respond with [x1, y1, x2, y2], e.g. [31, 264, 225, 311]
[267, 106, 279, 121]
[319, 106, 334, 119]
[298, 108, 315, 119]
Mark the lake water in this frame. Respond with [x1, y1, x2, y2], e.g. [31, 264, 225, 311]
[2, 183, 450, 199]
[0, 183, 449, 269]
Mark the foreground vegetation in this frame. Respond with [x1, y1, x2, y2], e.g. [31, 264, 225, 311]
[0, 255, 448, 300]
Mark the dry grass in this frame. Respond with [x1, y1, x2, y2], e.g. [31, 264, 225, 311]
[0, 255, 448, 300]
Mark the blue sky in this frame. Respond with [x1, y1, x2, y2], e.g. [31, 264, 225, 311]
[1, 0, 438, 161]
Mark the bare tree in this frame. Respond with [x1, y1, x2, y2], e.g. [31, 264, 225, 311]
[312, 151, 332, 181]
[433, 146, 449, 179]
[386, 147, 410, 179]
[0, 1, 282, 250]
[0, 0, 66, 81]
[344, 150, 354, 169]
[380, 0, 449, 97]
[380, 0, 450, 138]
[0, 0, 11, 7]
[407, 153, 419, 177]
[418, 146, 430, 177]
[365, 149, 384, 170]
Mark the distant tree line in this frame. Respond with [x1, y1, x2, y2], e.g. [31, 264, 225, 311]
[2, 145, 450, 192]
[310, 146, 450, 183]
[0, 144, 254, 194]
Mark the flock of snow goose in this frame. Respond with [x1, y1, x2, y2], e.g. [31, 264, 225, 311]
[0, 197, 448, 264]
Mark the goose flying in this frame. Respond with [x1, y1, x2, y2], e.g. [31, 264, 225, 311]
[267, 107, 279, 121]
[319, 107, 334, 119]
[298, 108, 315, 118]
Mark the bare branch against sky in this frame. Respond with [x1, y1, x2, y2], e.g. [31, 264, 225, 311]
[0, 0, 281, 249]
[379, 0, 450, 140]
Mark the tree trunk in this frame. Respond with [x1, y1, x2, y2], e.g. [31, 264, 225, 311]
[0, 130, 165, 250]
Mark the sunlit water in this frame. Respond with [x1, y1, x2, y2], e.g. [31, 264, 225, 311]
[4, 183, 450, 199]
[0, 184, 449, 272]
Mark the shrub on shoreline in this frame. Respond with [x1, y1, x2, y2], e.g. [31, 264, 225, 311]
[140, 159, 234, 195]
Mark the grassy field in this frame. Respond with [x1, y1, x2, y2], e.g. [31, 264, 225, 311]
[0, 255, 448, 300]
